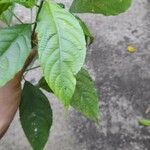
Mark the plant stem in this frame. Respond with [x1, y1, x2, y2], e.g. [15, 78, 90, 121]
[22, 1, 44, 79]
[32, 0, 44, 47]
[21, 0, 44, 81]
[35, 4, 40, 8]
[25, 65, 40, 72]
[22, 75, 27, 81]
[8, 9, 24, 24]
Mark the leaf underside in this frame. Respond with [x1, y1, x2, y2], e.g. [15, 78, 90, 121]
[70, 0, 132, 16]
[71, 68, 99, 122]
[0, 24, 31, 87]
[20, 81, 53, 150]
[36, 0, 86, 106]
[38, 68, 99, 122]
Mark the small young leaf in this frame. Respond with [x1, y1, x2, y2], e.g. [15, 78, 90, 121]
[71, 68, 99, 122]
[70, 0, 132, 16]
[0, 5, 14, 25]
[38, 77, 53, 93]
[0, 0, 35, 8]
[0, 24, 31, 87]
[75, 16, 94, 45]
[20, 81, 53, 150]
[139, 119, 150, 127]
[36, 0, 86, 106]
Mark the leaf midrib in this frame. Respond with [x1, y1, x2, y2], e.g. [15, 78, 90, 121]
[47, 1, 63, 71]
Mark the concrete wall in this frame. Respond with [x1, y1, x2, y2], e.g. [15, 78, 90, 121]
[0, 0, 150, 149]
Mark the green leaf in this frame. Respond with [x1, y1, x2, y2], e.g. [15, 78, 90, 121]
[0, 24, 31, 87]
[20, 81, 53, 150]
[57, 3, 65, 8]
[36, 0, 86, 106]
[37, 68, 99, 122]
[0, 5, 14, 25]
[139, 119, 150, 127]
[75, 16, 94, 45]
[71, 68, 99, 122]
[70, 0, 132, 16]
[0, 4, 11, 15]
[38, 77, 53, 93]
[37, 69, 99, 122]
[0, 0, 35, 8]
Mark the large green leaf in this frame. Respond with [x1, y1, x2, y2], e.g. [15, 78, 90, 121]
[36, 0, 86, 106]
[20, 81, 53, 150]
[71, 68, 99, 122]
[0, 24, 31, 87]
[38, 68, 99, 122]
[0, 0, 35, 8]
[0, 4, 11, 15]
[0, 5, 14, 25]
[70, 0, 132, 16]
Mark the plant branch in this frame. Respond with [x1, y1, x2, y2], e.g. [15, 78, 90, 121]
[32, 0, 44, 47]
[23, 0, 44, 76]
[25, 65, 40, 72]
[35, 4, 40, 8]
[22, 49, 37, 72]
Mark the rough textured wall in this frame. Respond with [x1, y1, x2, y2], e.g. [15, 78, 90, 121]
[0, 0, 150, 150]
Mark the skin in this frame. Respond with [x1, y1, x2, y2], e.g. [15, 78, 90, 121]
[0, 49, 36, 139]
[0, 72, 22, 138]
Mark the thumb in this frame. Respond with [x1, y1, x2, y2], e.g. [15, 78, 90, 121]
[0, 49, 36, 139]
[0, 72, 22, 138]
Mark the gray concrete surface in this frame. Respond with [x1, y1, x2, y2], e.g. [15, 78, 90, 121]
[0, 0, 150, 149]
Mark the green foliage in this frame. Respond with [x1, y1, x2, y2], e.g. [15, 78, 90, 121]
[0, 4, 11, 15]
[0, 0, 134, 148]
[75, 16, 94, 45]
[139, 119, 150, 127]
[20, 81, 52, 150]
[0, 24, 31, 87]
[0, 5, 14, 25]
[38, 68, 99, 122]
[70, 0, 132, 16]
[0, 0, 35, 8]
[57, 3, 65, 8]
[71, 68, 99, 122]
[36, 0, 86, 106]
[38, 77, 53, 93]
